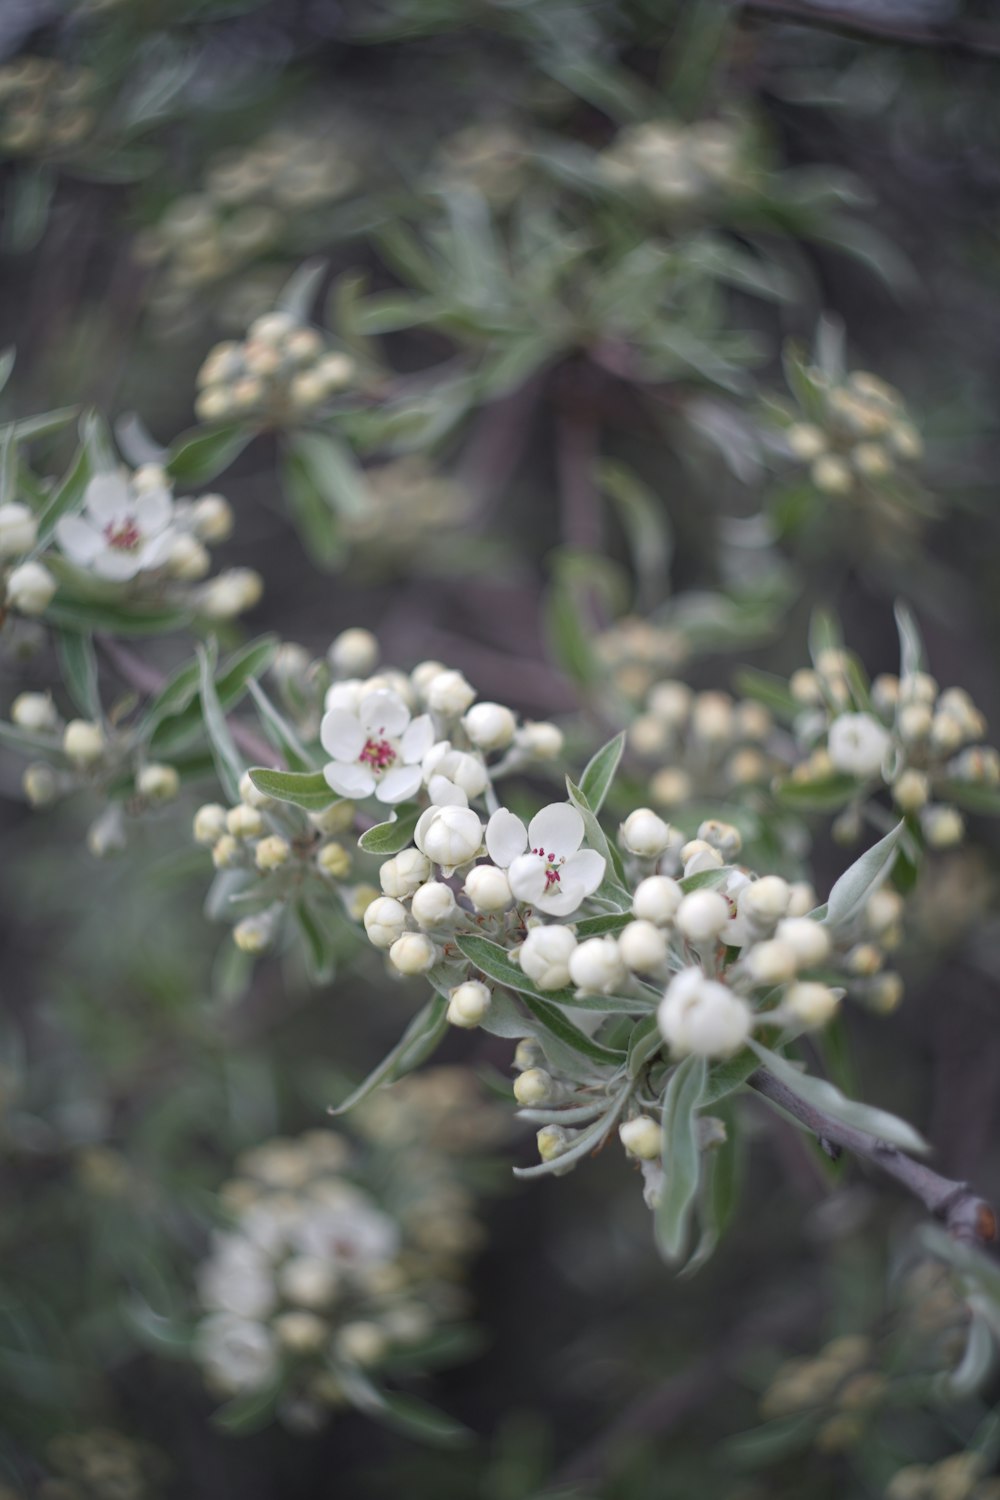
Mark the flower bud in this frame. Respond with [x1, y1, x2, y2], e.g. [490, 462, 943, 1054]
[426, 669, 476, 717]
[518, 925, 577, 990]
[226, 804, 265, 839]
[315, 352, 355, 393]
[249, 310, 296, 344]
[211, 833, 240, 869]
[659, 968, 751, 1058]
[273, 1311, 327, 1354]
[463, 862, 513, 913]
[691, 692, 734, 744]
[191, 493, 233, 542]
[786, 423, 826, 460]
[790, 669, 823, 706]
[329, 628, 378, 677]
[865, 972, 904, 1013]
[619, 1115, 661, 1160]
[698, 819, 742, 860]
[363, 896, 409, 950]
[741, 876, 790, 929]
[899, 671, 938, 705]
[194, 803, 228, 845]
[620, 807, 673, 858]
[316, 842, 351, 879]
[310, 800, 355, 836]
[681, 839, 724, 876]
[774, 917, 830, 968]
[892, 768, 929, 812]
[410, 880, 457, 929]
[786, 882, 817, 917]
[568, 936, 627, 995]
[618, 920, 668, 974]
[811, 454, 853, 494]
[847, 944, 883, 976]
[785, 982, 839, 1028]
[336, 1321, 386, 1367]
[388, 932, 437, 975]
[676, 889, 730, 944]
[279, 1256, 338, 1308]
[414, 804, 483, 873]
[7, 560, 56, 615]
[136, 762, 180, 802]
[514, 1068, 555, 1106]
[23, 763, 57, 806]
[199, 567, 263, 619]
[238, 770, 272, 809]
[463, 701, 516, 752]
[255, 834, 291, 871]
[234, 913, 274, 954]
[410, 660, 447, 699]
[650, 767, 693, 807]
[516, 720, 563, 759]
[921, 805, 964, 848]
[513, 1038, 544, 1071]
[346, 883, 379, 921]
[379, 849, 432, 899]
[745, 939, 797, 986]
[828, 714, 891, 777]
[165, 533, 210, 581]
[447, 980, 491, 1028]
[62, 719, 104, 766]
[536, 1124, 574, 1163]
[632, 875, 683, 926]
[866, 889, 903, 933]
[0, 502, 38, 557]
[897, 702, 932, 744]
[11, 692, 57, 732]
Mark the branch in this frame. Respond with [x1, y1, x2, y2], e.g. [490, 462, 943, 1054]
[750, 1068, 998, 1246]
[735, 0, 1000, 61]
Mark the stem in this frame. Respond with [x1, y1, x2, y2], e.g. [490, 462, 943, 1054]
[750, 1068, 998, 1246]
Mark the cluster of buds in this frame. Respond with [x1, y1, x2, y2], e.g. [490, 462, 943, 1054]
[0, 56, 97, 158]
[628, 679, 776, 808]
[780, 366, 924, 505]
[194, 312, 356, 426]
[193, 1121, 482, 1431]
[0, 496, 57, 618]
[435, 122, 530, 206]
[594, 616, 690, 705]
[136, 125, 357, 320]
[786, 649, 996, 849]
[598, 117, 752, 207]
[887, 1456, 1000, 1500]
[336, 458, 470, 560]
[33, 1428, 166, 1500]
[759, 1335, 887, 1454]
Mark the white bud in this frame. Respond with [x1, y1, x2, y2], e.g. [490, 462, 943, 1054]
[650, 766, 693, 808]
[786, 423, 826, 460]
[191, 493, 233, 542]
[336, 1321, 386, 1367]
[329, 628, 379, 677]
[892, 769, 929, 812]
[866, 889, 903, 933]
[745, 939, 798, 986]
[273, 1311, 327, 1355]
[62, 718, 104, 766]
[675, 889, 730, 944]
[921, 805, 964, 848]
[828, 714, 891, 778]
[278, 1256, 338, 1308]
[698, 819, 743, 860]
[899, 671, 938, 706]
[447, 980, 491, 1028]
[536, 1124, 574, 1164]
[681, 840, 724, 877]
[632, 875, 683, 926]
[136, 762, 179, 802]
[897, 702, 932, 744]
[7, 560, 56, 615]
[619, 1116, 661, 1160]
[774, 917, 830, 968]
[659, 967, 751, 1058]
[310, 800, 356, 836]
[426, 669, 476, 717]
[785, 982, 839, 1028]
[647, 680, 692, 726]
[568, 936, 627, 995]
[248, 310, 296, 344]
[11, 692, 57, 732]
[463, 863, 513, 913]
[410, 880, 457, 929]
[379, 849, 432, 899]
[226, 804, 265, 839]
[514, 1068, 554, 1106]
[316, 841, 351, 878]
[23, 763, 57, 806]
[234, 912, 274, 954]
[198, 567, 262, 619]
[388, 931, 438, 975]
[691, 692, 734, 744]
[0, 502, 37, 558]
[786, 882, 817, 918]
[363, 896, 409, 949]
[239, 770, 273, 809]
[410, 660, 447, 699]
[811, 453, 853, 494]
[211, 834, 240, 869]
[618, 920, 668, 974]
[518, 925, 577, 990]
[414, 804, 483, 873]
[741, 876, 790, 929]
[620, 807, 673, 858]
[255, 835, 291, 871]
[462, 701, 516, 752]
[516, 720, 563, 759]
[314, 352, 355, 393]
[165, 533, 210, 581]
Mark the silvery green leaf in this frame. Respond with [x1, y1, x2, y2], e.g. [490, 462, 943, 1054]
[276, 258, 327, 324]
[248, 768, 334, 812]
[824, 820, 905, 929]
[655, 1054, 708, 1263]
[198, 642, 243, 804]
[328, 996, 448, 1115]
[54, 629, 100, 720]
[749, 1042, 929, 1154]
[894, 600, 925, 678]
[578, 731, 626, 816]
[357, 806, 421, 855]
[512, 1090, 629, 1180]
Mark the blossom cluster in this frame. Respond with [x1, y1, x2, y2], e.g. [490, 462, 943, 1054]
[194, 312, 356, 425]
[780, 366, 924, 501]
[24, 1427, 166, 1500]
[333, 457, 471, 561]
[0, 56, 96, 158]
[193, 1114, 486, 1430]
[594, 615, 690, 705]
[598, 117, 751, 207]
[434, 123, 530, 206]
[627, 678, 776, 808]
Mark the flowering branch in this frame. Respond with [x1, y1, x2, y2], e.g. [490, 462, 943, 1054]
[750, 1068, 998, 1246]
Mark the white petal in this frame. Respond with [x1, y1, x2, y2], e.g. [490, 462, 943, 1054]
[486, 808, 527, 868]
[359, 689, 409, 738]
[527, 802, 584, 859]
[533, 881, 589, 917]
[320, 709, 365, 762]
[401, 714, 435, 763]
[136, 527, 176, 570]
[427, 775, 468, 807]
[377, 765, 423, 804]
[91, 548, 141, 580]
[323, 760, 375, 798]
[562, 848, 606, 898]
[55, 514, 103, 563]
[133, 488, 173, 536]
[84, 472, 131, 525]
[507, 852, 549, 903]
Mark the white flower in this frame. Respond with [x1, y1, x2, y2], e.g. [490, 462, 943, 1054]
[827, 713, 891, 778]
[422, 740, 489, 804]
[485, 803, 605, 916]
[518, 925, 577, 990]
[6, 560, 56, 614]
[11, 692, 57, 732]
[55, 472, 176, 580]
[196, 1313, 278, 1394]
[293, 1195, 399, 1271]
[658, 967, 752, 1058]
[414, 804, 484, 874]
[321, 688, 434, 803]
[0, 502, 37, 558]
[197, 1234, 276, 1319]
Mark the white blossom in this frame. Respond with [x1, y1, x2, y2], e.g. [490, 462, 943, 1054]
[6, 560, 56, 614]
[827, 713, 891, 778]
[463, 863, 513, 914]
[485, 802, 605, 916]
[56, 472, 176, 580]
[462, 701, 516, 752]
[414, 804, 484, 874]
[196, 1315, 278, 1394]
[321, 688, 434, 803]
[675, 889, 730, 944]
[0, 502, 37, 558]
[568, 936, 627, 995]
[518, 925, 577, 990]
[658, 967, 752, 1058]
[422, 740, 489, 804]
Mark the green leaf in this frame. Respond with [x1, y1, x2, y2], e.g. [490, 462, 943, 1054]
[565, 775, 630, 898]
[248, 767, 333, 811]
[246, 679, 313, 772]
[627, 1014, 663, 1078]
[773, 773, 860, 812]
[733, 668, 799, 722]
[198, 642, 243, 803]
[894, 600, 925, 679]
[655, 1054, 708, 1264]
[276, 258, 327, 323]
[824, 820, 905, 929]
[295, 899, 336, 984]
[338, 1366, 472, 1449]
[573, 913, 632, 939]
[681, 1101, 741, 1278]
[329, 996, 449, 1115]
[289, 431, 369, 522]
[44, 597, 193, 637]
[596, 460, 672, 613]
[702, 1047, 759, 1104]
[148, 636, 278, 754]
[166, 424, 251, 485]
[0, 424, 15, 508]
[0, 347, 14, 395]
[579, 731, 626, 816]
[281, 444, 345, 568]
[808, 606, 843, 668]
[54, 629, 100, 719]
[211, 1384, 279, 1436]
[938, 780, 1000, 817]
[36, 443, 90, 543]
[749, 1042, 929, 1155]
[512, 1091, 629, 1179]
[357, 807, 421, 856]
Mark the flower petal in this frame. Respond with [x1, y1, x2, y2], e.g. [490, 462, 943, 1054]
[507, 852, 548, 904]
[136, 527, 176, 571]
[323, 760, 375, 798]
[55, 515, 103, 563]
[401, 713, 435, 763]
[133, 487, 173, 536]
[561, 848, 606, 899]
[527, 802, 584, 859]
[533, 881, 589, 917]
[486, 808, 527, 868]
[91, 548, 142, 580]
[320, 709, 366, 762]
[359, 689, 409, 738]
[427, 775, 468, 807]
[84, 472, 131, 525]
[377, 764, 424, 805]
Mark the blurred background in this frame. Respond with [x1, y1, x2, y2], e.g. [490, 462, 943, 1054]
[3, 1, 1000, 1496]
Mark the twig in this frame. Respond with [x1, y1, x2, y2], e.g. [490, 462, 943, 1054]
[734, 0, 1000, 61]
[750, 1068, 998, 1246]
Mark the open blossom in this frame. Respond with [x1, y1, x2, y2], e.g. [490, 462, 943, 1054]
[486, 802, 605, 916]
[55, 471, 177, 580]
[827, 713, 892, 778]
[321, 688, 434, 802]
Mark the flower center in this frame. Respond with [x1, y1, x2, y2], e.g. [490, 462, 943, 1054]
[104, 516, 142, 552]
[359, 732, 397, 774]
[532, 847, 562, 888]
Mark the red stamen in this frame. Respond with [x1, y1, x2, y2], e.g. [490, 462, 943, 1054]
[359, 735, 397, 772]
[104, 517, 142, 552]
